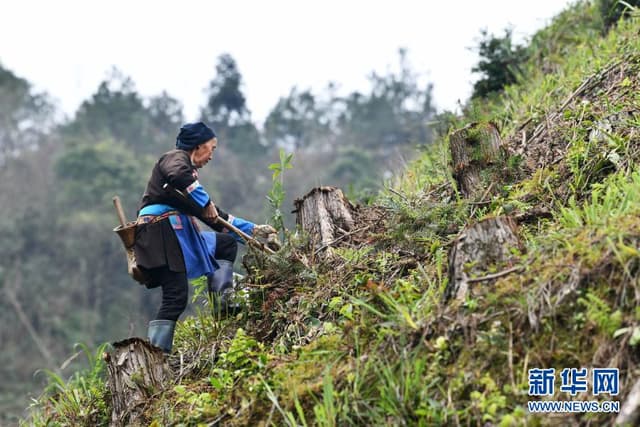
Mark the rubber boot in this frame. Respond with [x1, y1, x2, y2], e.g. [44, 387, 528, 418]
[208, 260, 242, 316]
[147, 319, 176, 353]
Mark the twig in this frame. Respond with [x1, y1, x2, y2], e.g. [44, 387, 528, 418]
[476, 310, 507, 326]
[422, 182, 450, 200]
[387, 187, 408, 202]
[516, 117, 533, 133]
[265, 402, 276, 427]
[514, 207, 553, 223]
[245, 283, 284, 290]
[470, 182, 495, 218]
[468, 199, 492, 206]
[207, 415, 227, 427]
[529, 60, 621, 143]
[314, 225, 371, 255]
[466, 266, 524, 283]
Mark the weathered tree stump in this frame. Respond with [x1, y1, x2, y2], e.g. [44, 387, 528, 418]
[293, 187, 356, 251]
[104, 338, 171, 427]
[444, 216, 521, 303]
[450, 122, 502, 199]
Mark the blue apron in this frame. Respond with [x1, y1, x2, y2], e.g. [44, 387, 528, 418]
[139, 204, 254, 279]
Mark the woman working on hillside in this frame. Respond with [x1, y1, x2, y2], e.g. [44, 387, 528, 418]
[134, 122, 275, 353]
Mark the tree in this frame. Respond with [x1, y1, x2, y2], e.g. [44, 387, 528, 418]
[0, 68, 182, 421]
[148, 91, 184, 139]
[337, 49, 435, 149]
[471, 29, 529, 99]
[54, 139, 144, 208]
[201, 54, 250, 126]
[65, 68, 182, 155]
[0, 64, 54, 162]
[264, 88, 329, 151]
[261, 49, 435, 204]
[200, 54, 265, 157]
[328, 146, 378, 192]
[68, 69, 145, 141]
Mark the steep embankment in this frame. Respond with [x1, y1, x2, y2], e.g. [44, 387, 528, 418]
[28, 5, 640, 427]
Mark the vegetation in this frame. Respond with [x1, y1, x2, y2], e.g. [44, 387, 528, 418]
[0, 39, 434, 422]
[471, 28, 529, 99]
[5, 1, 640, 425]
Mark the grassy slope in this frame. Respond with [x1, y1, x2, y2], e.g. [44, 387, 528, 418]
[27, 3, 640, 426]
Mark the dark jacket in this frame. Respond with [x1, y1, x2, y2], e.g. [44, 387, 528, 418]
[134, 149, 229, 272]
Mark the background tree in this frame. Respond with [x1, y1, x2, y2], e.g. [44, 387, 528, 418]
[147, 91, 185, 142]
[65, 68, 182, 156]
[328, 146, 378, 193]
[0, 69, 170, 421]
[0, 63, 54, 163]
[201, 54, 266, 158]
[262, 49, 436, 212]
[337, 49, 434, 150]
[471, 29, 529, 99]
[264, 88, 329, 151]
[198, 54, 272, 217]
[55, 139, 144, 209]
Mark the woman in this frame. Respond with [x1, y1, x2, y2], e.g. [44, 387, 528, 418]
[134, 122, 275, 353]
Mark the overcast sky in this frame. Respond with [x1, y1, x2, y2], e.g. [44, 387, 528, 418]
[0, 0, 576, 125]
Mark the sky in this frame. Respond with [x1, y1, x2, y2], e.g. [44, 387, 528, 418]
[0, 0, 577, 125]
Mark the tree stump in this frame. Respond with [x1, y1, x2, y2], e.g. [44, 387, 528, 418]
[616, 377, 640, 426]
[444, 216, 521, 303]
[293, 187, 356, 252]
[104, 338, 171, 427]
[450, 122, 502, 199]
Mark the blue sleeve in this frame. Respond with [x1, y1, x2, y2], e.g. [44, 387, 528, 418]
[228, 217, 255, 244]
[185, 180, 210, 208]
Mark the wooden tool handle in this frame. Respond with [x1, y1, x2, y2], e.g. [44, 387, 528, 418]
[162, 183, 276, 255]
[113, 196, 127, 227]
[216, 216, 276, 255]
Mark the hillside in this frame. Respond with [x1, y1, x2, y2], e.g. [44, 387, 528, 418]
[27, 3, 640, 426]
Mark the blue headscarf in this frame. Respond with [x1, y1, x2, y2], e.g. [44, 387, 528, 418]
[176, 122, 216, 150]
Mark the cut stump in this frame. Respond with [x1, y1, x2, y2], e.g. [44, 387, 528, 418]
[104, 338, 171, 427]
[449, 122, 502, 199]
[444, 216, 521, 303]
[616, 377, 640, 426]
[293, 187, 356, 252]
